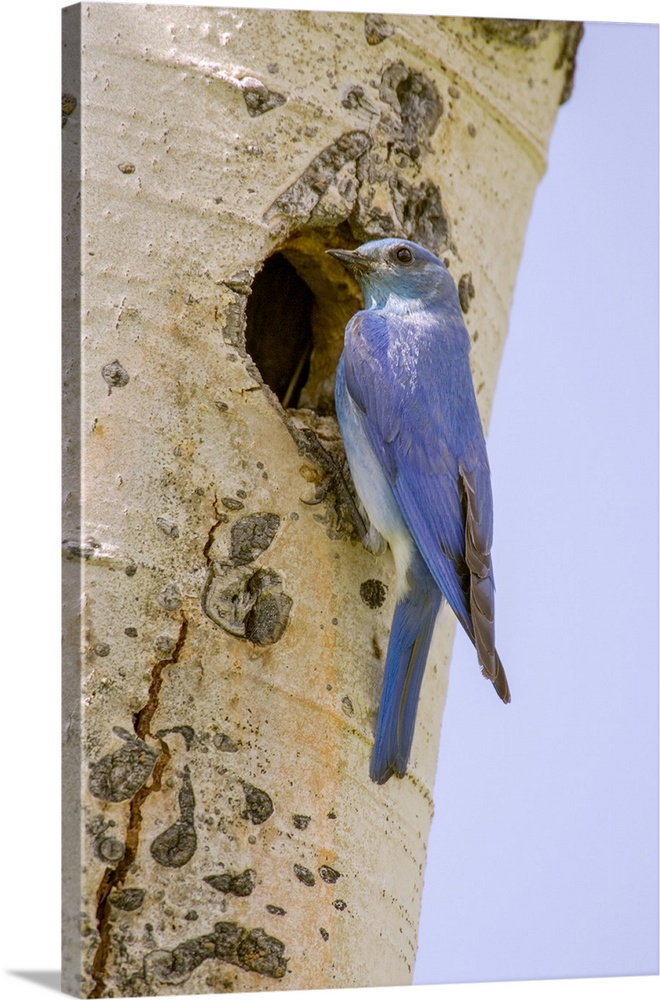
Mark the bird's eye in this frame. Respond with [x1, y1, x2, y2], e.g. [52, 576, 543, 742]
[395, 246, 413, 264]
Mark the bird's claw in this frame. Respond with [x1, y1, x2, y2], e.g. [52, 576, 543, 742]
[300, 479, 332, 506]
[292, 425, 375, 546]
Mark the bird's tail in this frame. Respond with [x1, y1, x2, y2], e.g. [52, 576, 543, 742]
[370, 566, 442, 784]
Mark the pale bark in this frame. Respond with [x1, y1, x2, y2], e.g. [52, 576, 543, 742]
[62, 5, 580, 997]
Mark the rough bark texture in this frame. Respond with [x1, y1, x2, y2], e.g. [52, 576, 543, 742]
[62, 5, 580, 997]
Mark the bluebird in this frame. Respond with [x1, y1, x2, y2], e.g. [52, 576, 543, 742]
[327, 238, 510, 784]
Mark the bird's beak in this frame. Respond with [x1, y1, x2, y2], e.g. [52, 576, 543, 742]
[326, 248, 372, 273]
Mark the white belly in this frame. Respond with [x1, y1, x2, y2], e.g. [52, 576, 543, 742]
[336, 369, 414, 598]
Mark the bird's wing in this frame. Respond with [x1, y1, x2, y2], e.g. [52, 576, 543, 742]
[342, 310, 502, 688]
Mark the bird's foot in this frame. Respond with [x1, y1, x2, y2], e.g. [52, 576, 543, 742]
[294, 426, 379, 550]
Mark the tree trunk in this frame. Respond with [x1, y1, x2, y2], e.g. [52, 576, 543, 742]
[62, 5, 580, 997]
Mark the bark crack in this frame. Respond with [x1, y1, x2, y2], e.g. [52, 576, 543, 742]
[202, 492, 224, 568]
[88, 614, 189, 999]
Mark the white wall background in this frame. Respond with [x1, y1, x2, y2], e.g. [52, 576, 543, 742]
[1, 3, 657, 1000]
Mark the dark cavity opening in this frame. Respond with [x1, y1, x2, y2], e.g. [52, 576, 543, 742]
[244, 229, 363, 416]
[245, 253, 314, 409]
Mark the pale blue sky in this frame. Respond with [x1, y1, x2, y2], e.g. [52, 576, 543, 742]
[415, 18, 659, 987]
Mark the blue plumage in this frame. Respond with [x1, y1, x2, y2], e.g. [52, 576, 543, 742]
[328, 238, 509, 784]
[369, 547, 442, 784]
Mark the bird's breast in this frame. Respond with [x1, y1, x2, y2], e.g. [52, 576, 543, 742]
[335, 357, 415, 599]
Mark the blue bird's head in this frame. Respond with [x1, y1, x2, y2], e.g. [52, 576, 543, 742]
[327, 238, 458, 312]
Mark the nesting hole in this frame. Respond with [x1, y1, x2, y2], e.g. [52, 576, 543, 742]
[245, 228, 363, 416]
[245, 254, 313, 408]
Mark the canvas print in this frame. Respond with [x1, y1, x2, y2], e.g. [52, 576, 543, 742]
[61, 4, 658, 999]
